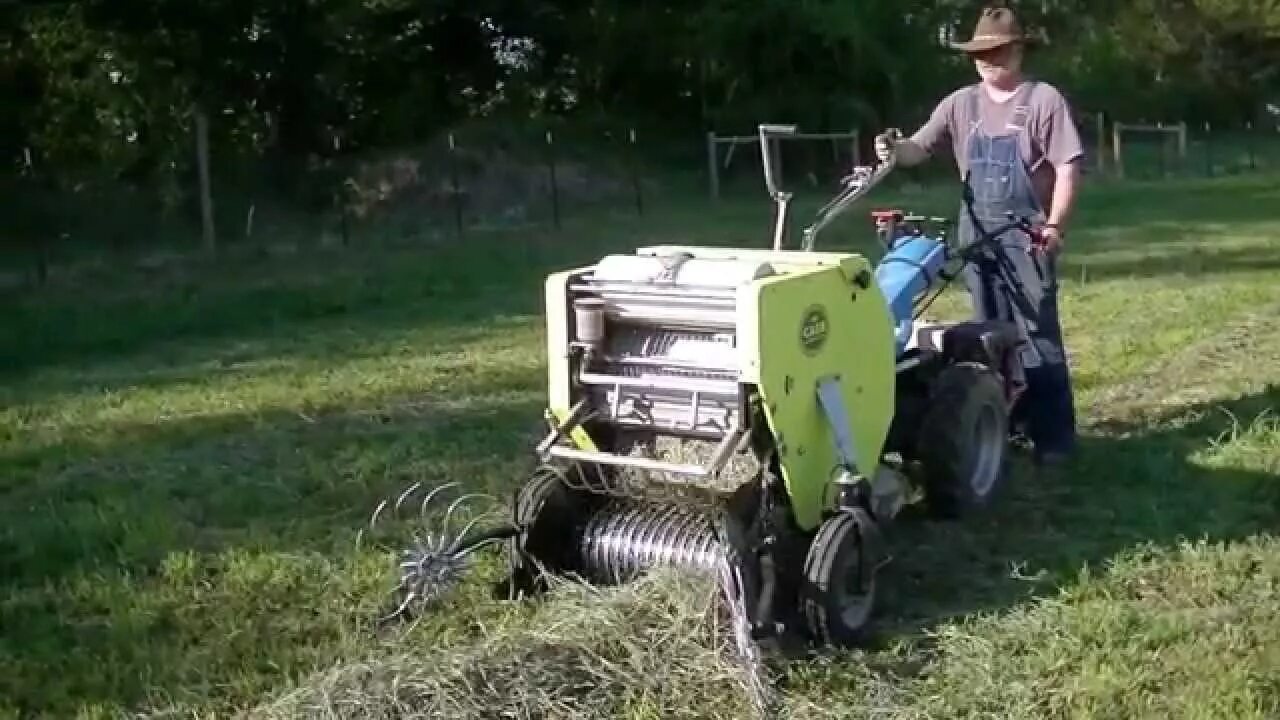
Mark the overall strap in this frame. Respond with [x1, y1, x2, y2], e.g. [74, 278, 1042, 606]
[1005, 80, 1038, 134]
[965, 83, 984, 139]
[1010, 81, 1045, 173]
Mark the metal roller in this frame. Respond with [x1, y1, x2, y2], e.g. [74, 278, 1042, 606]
[577, 501, 726, 585]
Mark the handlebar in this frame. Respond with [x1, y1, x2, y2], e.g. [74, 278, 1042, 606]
[800, 158, 896, 251]
[753, 123, 1049, 255]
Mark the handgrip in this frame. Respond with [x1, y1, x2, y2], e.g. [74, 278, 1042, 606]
[758, 123, 794, 208]
[758, 124, 798, 136]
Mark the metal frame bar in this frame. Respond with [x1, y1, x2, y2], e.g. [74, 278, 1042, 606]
[772, 192, 792, 250]
[545, 418, 747, 480]
[713, 131, 861, 143]
[600, 354, 738, 375]
[573, 285, 742, 302]
[572, 281, 739, 301]
[601, 413, 731, 440]
[578, 369, 739, 397]
[536, 398, 590, 457]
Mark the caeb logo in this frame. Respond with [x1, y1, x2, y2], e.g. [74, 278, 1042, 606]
[800, 305, 829, 355]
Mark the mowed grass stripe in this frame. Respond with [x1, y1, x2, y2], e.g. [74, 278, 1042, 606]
[1085, 299, 1280, 429]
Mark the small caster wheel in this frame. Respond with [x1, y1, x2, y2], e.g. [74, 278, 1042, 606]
[800, 509, 881, 647]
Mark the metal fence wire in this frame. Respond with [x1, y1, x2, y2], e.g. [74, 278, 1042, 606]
[4, 113, 1280, 287]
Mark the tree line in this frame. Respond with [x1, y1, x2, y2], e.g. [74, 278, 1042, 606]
[3, 0, 1277, 206]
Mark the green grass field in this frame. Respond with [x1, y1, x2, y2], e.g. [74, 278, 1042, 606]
[2, 170, 1279, 719]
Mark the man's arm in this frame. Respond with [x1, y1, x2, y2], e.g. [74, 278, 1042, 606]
[891, 138, 932, 167]
[1037, 86, 1086, 250]
[878, 92, 958, 168]
[1046, 159, 1080, 230]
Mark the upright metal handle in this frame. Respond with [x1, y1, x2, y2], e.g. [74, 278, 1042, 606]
[758, 124, 796, 200]
[758, 124, 797, 249]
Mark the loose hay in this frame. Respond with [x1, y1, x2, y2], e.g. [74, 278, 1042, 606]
[254, 569, 773, 720]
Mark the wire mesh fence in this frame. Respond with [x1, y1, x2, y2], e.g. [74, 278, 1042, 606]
[4, 110, 1280, 287]
[1079, 114, 1280, 181]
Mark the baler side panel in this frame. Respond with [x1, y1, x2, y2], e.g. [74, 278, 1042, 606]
[747, 261, 897, 531]
[545, 267, 598, 451]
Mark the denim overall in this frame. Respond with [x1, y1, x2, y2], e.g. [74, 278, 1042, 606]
[956, 82, 1077, 457]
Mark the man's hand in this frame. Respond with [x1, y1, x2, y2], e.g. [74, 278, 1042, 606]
[874, 129, 903, 165]
[1039, 224, 1064, 254]
[874, 129, 929, 168]
[1043, 159, 1081, 255]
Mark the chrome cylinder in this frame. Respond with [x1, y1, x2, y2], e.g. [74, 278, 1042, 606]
[577, 501, 725, 584]
[573, 297, 606, 347]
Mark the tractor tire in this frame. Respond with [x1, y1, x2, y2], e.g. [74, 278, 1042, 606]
[916, 361, 1009, 519]
[799, 510, 878, 647]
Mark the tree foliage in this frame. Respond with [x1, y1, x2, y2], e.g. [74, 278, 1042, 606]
[2, 0, 1278, 196]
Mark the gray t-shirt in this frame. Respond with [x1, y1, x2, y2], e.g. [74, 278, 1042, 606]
[909, 80, 1084, 210]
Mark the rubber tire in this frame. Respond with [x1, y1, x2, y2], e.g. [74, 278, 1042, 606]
[916, 361, 1010, 519]
[800, 511, 877, 647]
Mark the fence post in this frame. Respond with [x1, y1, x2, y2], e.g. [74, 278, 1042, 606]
[1204, 122, 1213, 177]
[629, 128, 643, 216]
[1156, 122, 1168, 178]
[1247, 121, 1257, 171]
[1096, 113, 1106, 174]
[195, 107, 217, 253]
[546, 130, 561, 229]
[22, 147, 49, 286]
[449, 133, 463, 238]
[1177, 122, 1188, 171]
[707, 131, 720, 201]
[1112, 121, 1124, 179]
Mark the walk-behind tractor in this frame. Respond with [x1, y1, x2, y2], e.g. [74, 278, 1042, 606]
[365, 124, 1048, 697]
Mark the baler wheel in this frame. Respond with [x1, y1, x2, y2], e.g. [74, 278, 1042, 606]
[917, 361, 1009, 518]
[800, 510, 878, 647]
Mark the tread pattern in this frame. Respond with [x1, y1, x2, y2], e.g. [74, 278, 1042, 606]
[800, 510, 877, 647]
[916, 361, 1010, 518]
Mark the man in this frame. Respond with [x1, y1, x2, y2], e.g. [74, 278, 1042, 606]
[876, 6, 1083, 465]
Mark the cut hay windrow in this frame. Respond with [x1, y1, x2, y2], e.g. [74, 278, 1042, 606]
[255, 569, 772, 720]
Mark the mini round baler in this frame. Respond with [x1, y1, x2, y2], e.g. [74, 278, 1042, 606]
[367, 123, 1048, 684]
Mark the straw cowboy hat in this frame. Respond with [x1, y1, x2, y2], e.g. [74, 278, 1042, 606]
[950, 6, 1037, 53]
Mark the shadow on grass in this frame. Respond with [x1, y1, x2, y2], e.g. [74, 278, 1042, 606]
[870, 383, 1280, 650]
[0, 393, 550, 716]
[0, 244, 552, 381]
[0, 194, 773, 386]
[0, 393, 545, 584]
[1076, 173, 1280, 228]
[1059, 243, 1280, 283]
[6, 171, 1277, 387]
